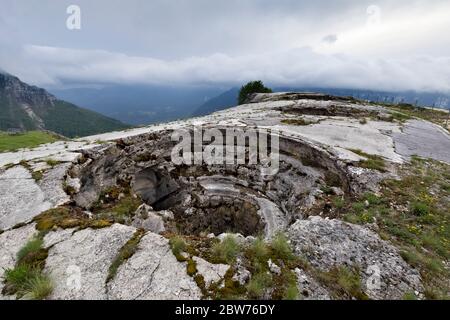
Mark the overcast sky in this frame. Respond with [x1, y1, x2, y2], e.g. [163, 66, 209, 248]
[1, 0, 449, 92]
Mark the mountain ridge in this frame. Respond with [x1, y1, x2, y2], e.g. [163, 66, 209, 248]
[0, 73, 130, 138]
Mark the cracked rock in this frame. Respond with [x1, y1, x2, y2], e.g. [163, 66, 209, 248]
[288, 216, 423, 299]
[107, 232, 201, 300]
[44, 224, 136, 300]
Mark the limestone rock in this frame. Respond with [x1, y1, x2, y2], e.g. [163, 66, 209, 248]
[193, 256, 229, 286]
[38, 163, 72, 206]
[132, 204, 166, 233]
[44, 224, 136, 300]
[0, 166, 51, 229]
[107, 232, 201, 300]
[294, 268, 331, 300]
[268, 259, 281, 275]
[288, 216, 423, 299]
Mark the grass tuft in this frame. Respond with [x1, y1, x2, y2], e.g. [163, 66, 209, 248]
[212, 235, 240, 264]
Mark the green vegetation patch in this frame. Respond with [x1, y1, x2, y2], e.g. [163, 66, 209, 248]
[0, 131, 59, 153]
[2, 235, 53, 300]
[211, 235, 241, 264]
[385, 103, 450, 129]
[349, 149, 387, 172]
[315, 266, 368, 300]
[33, 206, 112, 232]
[318, 156, 449, 299]
[107, 229, 146, 282]
[91, 186, 143, 224]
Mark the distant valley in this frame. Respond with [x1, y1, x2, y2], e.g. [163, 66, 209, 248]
[51, 85, 450, 126]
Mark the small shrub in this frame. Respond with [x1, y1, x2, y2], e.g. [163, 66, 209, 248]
[170, 236, 187, 261]
[410, 201, 429, 216]
[27, 274, 53, 300]
[250, 237, 269, 262]
[403, 291, 418, 300]
[352, 202, 365, 213]
[270, 232, 294, 261]
[247, 272, 272, 299]
[363, 193, 382, 206]
[283, 283, 299, 300]
[212, 235, 240, 264]
[31, 171, 43, 182]
[187, 259, 198, 276]
[3, 236, 53, 300]
[332, 197, 345, 209]
[17, 238, 44, 264]
[238, 81, 272, 105]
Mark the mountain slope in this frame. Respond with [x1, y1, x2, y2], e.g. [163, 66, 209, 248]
[0, 72, 129, 137]
[51, 85, 224, 125]
[192, 87, 240, 116]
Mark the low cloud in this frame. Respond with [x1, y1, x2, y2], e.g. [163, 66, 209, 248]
[3, 44, 448, 93]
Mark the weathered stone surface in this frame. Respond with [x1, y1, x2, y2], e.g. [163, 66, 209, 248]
[107, 232, 201, 300]
[393, 119, 450, 163]
[288, 216, 423, 299]
[43, 228, 76, 248]
[193, 256, 229, 286]
[0, 224, 37, 298]
[44, 224, 136, 300]
[38, 163, 71, 206]
[131, 204, 166, 233]
[294, 268, 331, 300]
[0, 166, 51, 229]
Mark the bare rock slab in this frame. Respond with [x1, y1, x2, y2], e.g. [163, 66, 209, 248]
[288, 216, 423, 299]
[0, 166, 51, 229]
[193, 256, 229, 287]
[44, 224, 136, 300]
[107, 232, 201, 300]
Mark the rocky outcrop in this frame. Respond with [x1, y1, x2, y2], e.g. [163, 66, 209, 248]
[107, 232, 201, 300]
[288, 216, 423, 299]
[294, 268, 331, 300]
[1, 92, 448, 300]
[0, 164, 71, 229]
[44, 224, 136, 300]
[0, 166, 52, 229]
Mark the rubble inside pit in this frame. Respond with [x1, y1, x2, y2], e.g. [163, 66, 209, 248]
[1, 93, 449, 300]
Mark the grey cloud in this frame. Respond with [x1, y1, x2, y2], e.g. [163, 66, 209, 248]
[0, 0, 449, 93]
